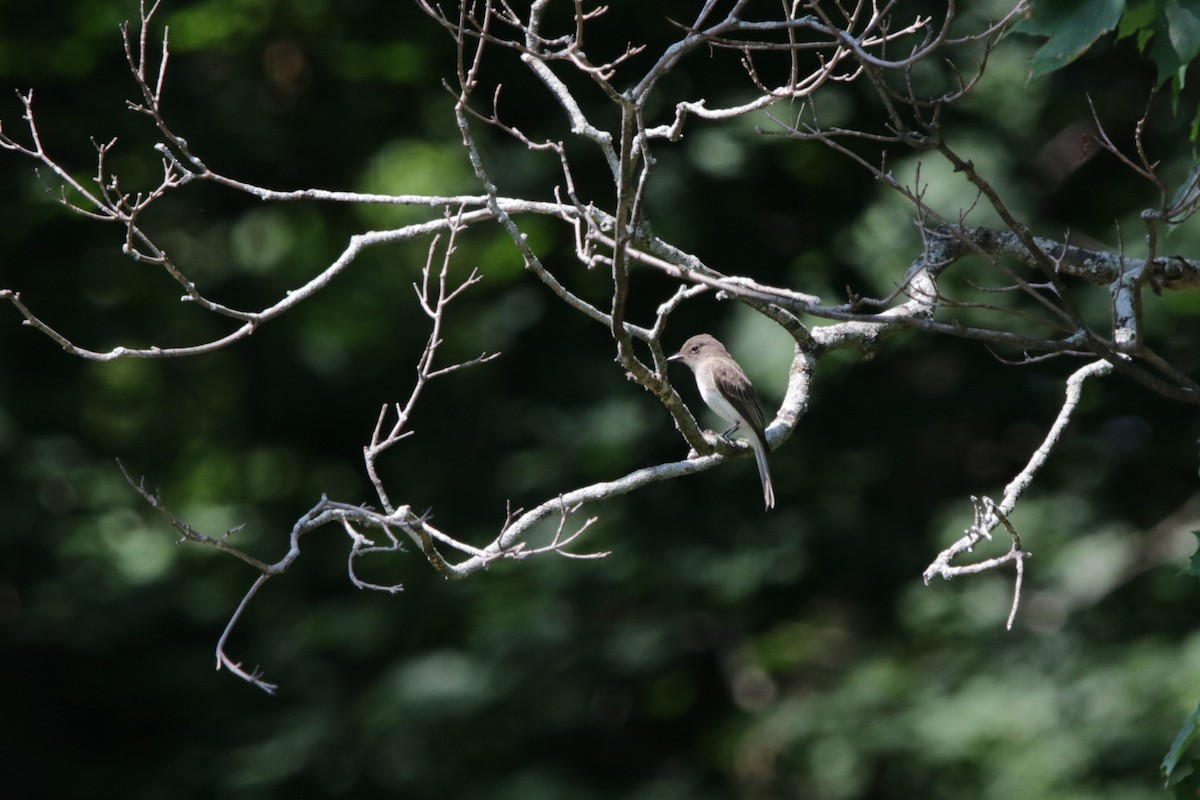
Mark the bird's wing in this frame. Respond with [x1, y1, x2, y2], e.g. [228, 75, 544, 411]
[711, 361, 768, 434]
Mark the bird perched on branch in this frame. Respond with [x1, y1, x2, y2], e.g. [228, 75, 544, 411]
[668, 333, 775, 510]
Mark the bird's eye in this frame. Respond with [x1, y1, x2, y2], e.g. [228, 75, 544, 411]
[690, 345, 700, 352]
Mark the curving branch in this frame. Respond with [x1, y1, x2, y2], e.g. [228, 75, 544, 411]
[922, 359, 1113, 627]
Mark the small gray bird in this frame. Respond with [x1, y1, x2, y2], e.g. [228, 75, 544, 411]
[668, 333, 775, 510]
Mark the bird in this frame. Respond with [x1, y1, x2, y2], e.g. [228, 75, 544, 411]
[668, 333, 775, 509]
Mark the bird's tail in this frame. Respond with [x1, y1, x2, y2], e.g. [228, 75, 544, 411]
[751, 435, 775, 510]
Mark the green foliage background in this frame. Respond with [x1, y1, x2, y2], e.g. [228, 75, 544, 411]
[2, 1, 1200, 798]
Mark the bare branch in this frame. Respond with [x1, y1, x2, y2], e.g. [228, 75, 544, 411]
[923, 360, 1112, 596]
[8, 0, 1195, 686]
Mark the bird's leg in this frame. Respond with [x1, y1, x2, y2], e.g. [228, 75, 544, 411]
[720, 420, 741, 441]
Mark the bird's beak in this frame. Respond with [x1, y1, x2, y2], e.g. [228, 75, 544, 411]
[667, 352, 682, 362]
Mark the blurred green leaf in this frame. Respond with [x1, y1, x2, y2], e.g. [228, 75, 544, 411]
[1163, 702, 1200, 795]
[1014, 0, 1125, 78]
